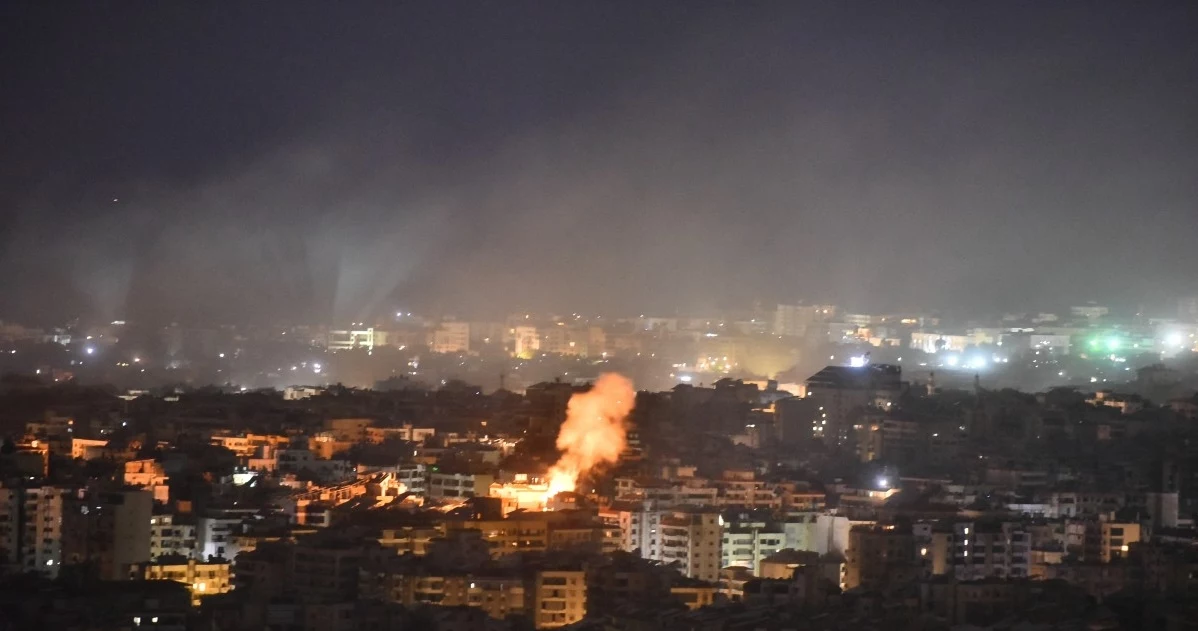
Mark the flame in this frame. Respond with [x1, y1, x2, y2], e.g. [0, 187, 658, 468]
[544, 373, 635, 500]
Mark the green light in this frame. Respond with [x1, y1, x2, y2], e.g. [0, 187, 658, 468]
[1088, 338, 1101, 350]
[1106, 337, 1121, 351]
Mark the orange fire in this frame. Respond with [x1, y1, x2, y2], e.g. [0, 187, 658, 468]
[544, 373, 635, 499]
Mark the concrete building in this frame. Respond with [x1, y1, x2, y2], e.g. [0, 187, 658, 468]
[845, 525, 918, 589]
[197, 510, 254, 561]
[804, 364, 902, 447]
[513, 325, 540, 359]
[290, 540, 362, 602]
[150, 514, 199, 561]
[327, 328, 375, 351]
[131, 558, 232, 605]
[531, 570, 586, 628]
[124, 459, 170, 503]
[1098, 522, 1141, 563]
[428, 470, 495, 500]
[935, 521, 1031, 580]
[721, 514, 786, 575]
[657, 509, 723, 582]
[71, 438, 109, 460]
[0, 484, 68, 577]
[432, 321, 470, 354]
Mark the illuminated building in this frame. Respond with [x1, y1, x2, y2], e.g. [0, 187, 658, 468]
[70, 437, 108, 460]
[428, 470, 495, 500]
[130, 558, 232, 605]
[150, 514, 199, 561]
[1098, 522, 1140, 563]
[513, 325, 540, 358]
[326, 327, 375, 351]
[124, 459, 170, 503]
[530, 570, 586, 628]
[196, 509, 256, 561]
[431, 321, 470, 353]
[489, 480, 553, 513]
[909, 332, 971, 353]
[209, 432, 290, 458]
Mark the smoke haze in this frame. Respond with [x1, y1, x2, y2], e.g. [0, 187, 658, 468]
[1, 3, 1196, 323]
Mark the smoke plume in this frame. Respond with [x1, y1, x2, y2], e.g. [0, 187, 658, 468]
[545, 373, 636, 497]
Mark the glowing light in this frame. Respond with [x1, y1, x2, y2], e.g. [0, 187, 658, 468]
[849, 356, 867, 368]
[678, 375, 692, 383]
[876, 477, 889, 489]
[85, 346, 95, 355]
[544, 373, 635, 499]
[944, 354, 959, 367]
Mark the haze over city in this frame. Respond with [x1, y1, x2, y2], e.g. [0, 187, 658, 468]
[2, 2, 1196, 326]
[6, 4, 1198, 631]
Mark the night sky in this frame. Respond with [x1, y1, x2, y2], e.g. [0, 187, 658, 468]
[2, 2, 1196, 325]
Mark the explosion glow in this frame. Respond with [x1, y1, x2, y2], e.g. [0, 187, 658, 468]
[544, 373, 636, 499]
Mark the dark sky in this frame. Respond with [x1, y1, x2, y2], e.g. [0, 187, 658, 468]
[2, 2, 1196, 325]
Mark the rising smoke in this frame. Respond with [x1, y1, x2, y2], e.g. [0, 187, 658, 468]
[545, 373, 636, 497]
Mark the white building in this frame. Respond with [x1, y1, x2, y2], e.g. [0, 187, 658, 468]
[150, 514, 199, 561]
[600, 502, 723, 582]
[327, 328, 375, 351]
[721, 521, 786, 575]
[196, 510, 254, 562]
[431, 322, 470, 354]
[396, 463, 428, 496]
[782, 512, 852, 556]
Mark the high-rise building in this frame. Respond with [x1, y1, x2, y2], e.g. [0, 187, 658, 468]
[601, 503, 722, 581]
[0, 484, 69, 577]
[804, 364, 902, 447]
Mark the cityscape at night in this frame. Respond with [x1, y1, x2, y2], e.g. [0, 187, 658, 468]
[1, 3, 1197, 630]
